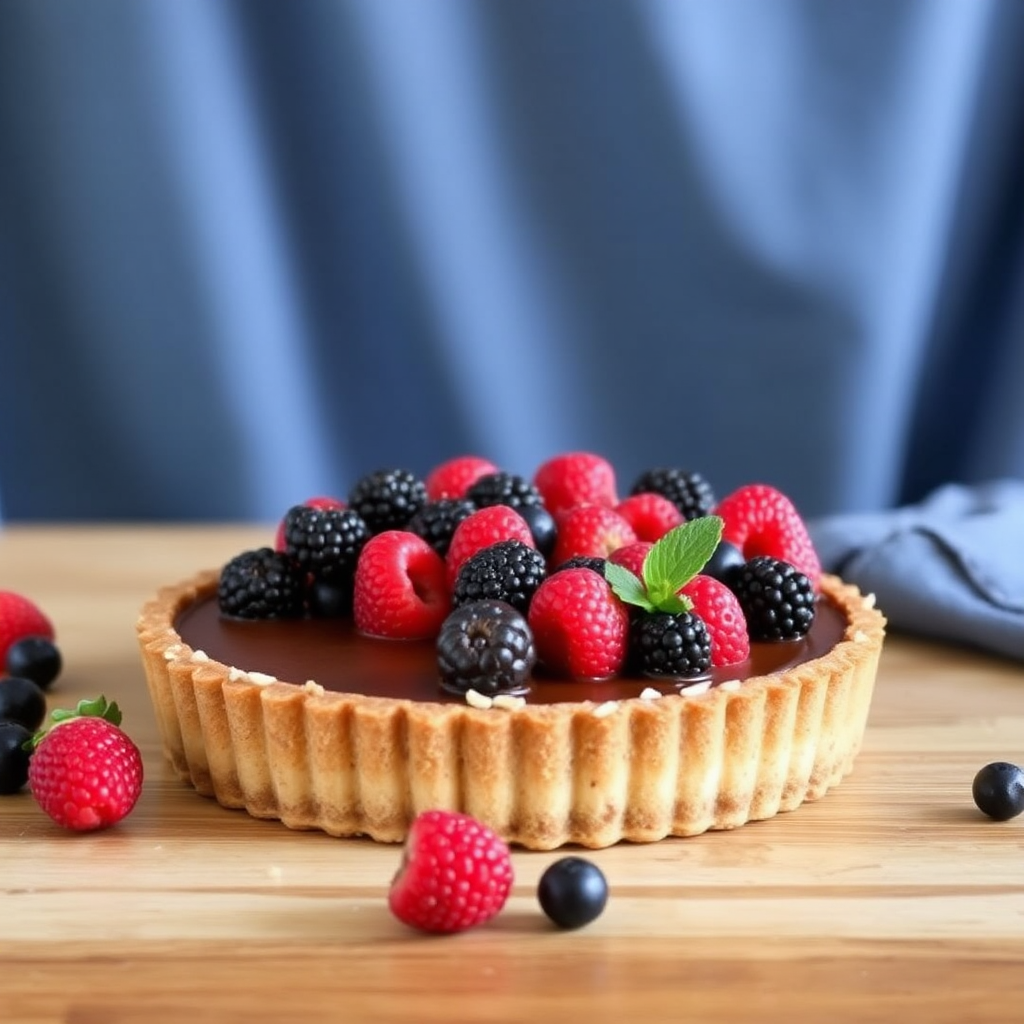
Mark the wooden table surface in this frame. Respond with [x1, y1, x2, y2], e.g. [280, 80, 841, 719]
[2, 525, 1023, 1024]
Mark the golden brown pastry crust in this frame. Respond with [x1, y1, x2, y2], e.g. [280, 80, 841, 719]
[136, 571, 885, 850]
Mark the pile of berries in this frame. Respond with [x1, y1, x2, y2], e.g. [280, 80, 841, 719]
[0, 591, 143, 830]
[220, 452, 825, 693]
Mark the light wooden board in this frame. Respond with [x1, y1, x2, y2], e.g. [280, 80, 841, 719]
[1, 526, 1023, 1023]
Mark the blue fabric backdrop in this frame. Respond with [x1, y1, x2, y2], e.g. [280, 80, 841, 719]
[1, 0, 1022, 523]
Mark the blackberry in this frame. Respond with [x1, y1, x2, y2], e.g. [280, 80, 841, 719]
[407, 498, 475, 557]
[466, 471, 544, 511]
[453, 539, 547, 615]
[348, 468, 427, 533]
[218, 547, 304, 619]
[283, 504, 370, 583]
[729, 555, 815, 640]
[437, 600, 536, 697]
[551, 555, 608, 577]
[630, 610, 711, 678]
[630, 468, 715, 521]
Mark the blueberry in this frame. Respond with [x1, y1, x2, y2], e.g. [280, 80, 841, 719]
[516, 503, 557, 558]
[5, 636, 62, 690]
[0, 676, 47, 731]
[703, 541, 745, 585]
[972, 762, 1024, 821]
[0, 721, 32, 795]
[537, 856, 608, 929]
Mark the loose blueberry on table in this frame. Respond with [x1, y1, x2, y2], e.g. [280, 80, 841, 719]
[972, 762, 1024, 821]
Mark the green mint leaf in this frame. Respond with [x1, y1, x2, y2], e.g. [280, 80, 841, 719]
[604, 562, 656, 612]
[642, 516, 723, 610]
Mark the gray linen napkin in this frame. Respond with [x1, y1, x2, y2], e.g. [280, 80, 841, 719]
[809, 480, 1024, 661]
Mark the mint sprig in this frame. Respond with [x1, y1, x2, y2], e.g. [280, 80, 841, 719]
[605, 515, 723, 614]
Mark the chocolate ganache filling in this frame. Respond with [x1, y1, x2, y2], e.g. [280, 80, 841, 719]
[174, 593, 846, 705]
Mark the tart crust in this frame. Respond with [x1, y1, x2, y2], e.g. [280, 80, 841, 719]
[136, 572, 885, 850]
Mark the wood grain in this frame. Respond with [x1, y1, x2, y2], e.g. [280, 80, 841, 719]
[2, 525, 1023, 1023]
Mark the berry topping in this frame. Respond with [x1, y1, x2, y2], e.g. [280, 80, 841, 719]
[550, 555, 608, 576]
[533, 451, 618, 518]
[353, 531, 451, 640]
[0, 590, 55, 667]
[630, 610, 712, 678]
[466, 470, 544, 511]
[680, 575, 750, 668]
[607, 541, 653, 581]
[348, 468, 427, 534]
[27, 696, 143, 831]
[537, 856, 609, 929]
[0, 721, 31, 795]
[407, 498, 476, 557]
[549, 504, 637, 565]
[425, 455, 499, 501]
[630, 468, 716, 521]
[388, 809, 514, 934]
[703, 540, 746, 584]
[437, 600, 536, 697]
[714, 483, 821, 584]
[445, 505, 536, 588]
[972, 762, 1024, 821]
[218, 548, 305, 619]
[453, 539, 547, 615]
[282, 504, 371, 583]
[5, 636, 62, 690]
[614, 492, 685, 542]
[273, 495, 345, 552]
[729, 556, 816, 641]
[528, 568, 630, 679]
[0, 675, 47, 731]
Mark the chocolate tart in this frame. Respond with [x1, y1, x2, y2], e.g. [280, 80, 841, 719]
[136, 571, 885, 850]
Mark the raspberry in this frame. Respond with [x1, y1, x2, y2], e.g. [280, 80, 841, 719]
[282, 505, 371, 583]
[729, 556, 816, 641]
[218, 548, 304, 619]
[453, 539, 547, 615]
[630, 468, 716, 521]
[680, 574, 750, 667]
[533, 451, 617, 518]
[714, 483, 822, 584]
[407, 498, 476, 557]
[425, 455, 499, 501]
[630, 611, 711, 678]
[549, 505, 637, 566]
[607, 541, 652, 581]
[27, 696, 143, 831]
[0, 591, 54, 667]
[273, 495, 345, 552]
[348, 468, 427, 534]
[352, 531, 451, 639]
[466, 471, 544, 511]
[527, 568, 629, 679]
[437, 600, 536, 696]
[445, 506, 535, 588]
[388, 810, 514, 934]
[615, 492, 685, 542]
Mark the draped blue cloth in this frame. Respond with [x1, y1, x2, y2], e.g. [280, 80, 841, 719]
[2, 0, 1023, 524]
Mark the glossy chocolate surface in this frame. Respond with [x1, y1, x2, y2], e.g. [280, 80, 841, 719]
[175, 595, 847, 704]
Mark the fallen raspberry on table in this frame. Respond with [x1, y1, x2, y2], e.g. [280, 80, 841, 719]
[388, 809, 514, 934]
[0, 590, 55, 667]
[27, 696, 143, 832]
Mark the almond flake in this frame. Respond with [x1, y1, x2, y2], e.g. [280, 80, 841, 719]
[853, 630, 868, 643]
[465, 689, 493, 710]
[639, 687, 662, 701]
[228, 667, 244, 681]
[592, 700, 619, 718]
[303, 680, 324, 696]
[247, 671, 277, 687]
[679, 680, 712, 697]
[492, 694, 526, 711]
[863, 592, 877, 609]
[190, 649, 210, 663]
[162, 646, 182, 661]
[718, 679, 742, 693]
